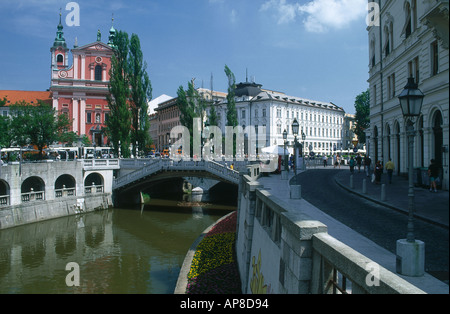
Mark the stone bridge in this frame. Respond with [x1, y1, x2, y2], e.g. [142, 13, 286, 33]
[112, 159, 246, 205]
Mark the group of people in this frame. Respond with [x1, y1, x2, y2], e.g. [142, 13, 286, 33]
[351, 155, 441, 192]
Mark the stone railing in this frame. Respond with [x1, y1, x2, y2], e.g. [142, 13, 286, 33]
[21, 190, 45, 203]
[82, 159, 120, 170]
[55, 187, 76, 198]
[0, 195, 9, 206]
[236, 175, 426, 294]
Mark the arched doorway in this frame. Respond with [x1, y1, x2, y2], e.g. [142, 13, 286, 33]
[394, 121, 401, 175]
[418, 116, 424, 167]
[386, 124, 391, 160]
[432, 111, 443, 167]
[373, 126, 379, 162]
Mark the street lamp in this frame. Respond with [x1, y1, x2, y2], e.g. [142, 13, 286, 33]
[292, 118, 299, 184]
[283, 129, 288, 172]
[396, 76, 425, 277]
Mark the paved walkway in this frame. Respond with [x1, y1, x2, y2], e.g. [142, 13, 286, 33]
[334, 167, 449, 229]
[257, 168, 449, 294]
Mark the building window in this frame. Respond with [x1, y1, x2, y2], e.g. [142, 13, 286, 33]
[402, 2, 412, 39]
[431, 41, 439, 76]
[387, 73, 396, 99]
[86, 112, 92, 124]
[57, 54, 64, 63]
[277, 123, 282, 135]
[408, 57, 420, 84]
[262, 109, 266, 117]
[241, 109, 246, 119]
[277, 109, 281, 118]
[95, 65, 102, 81]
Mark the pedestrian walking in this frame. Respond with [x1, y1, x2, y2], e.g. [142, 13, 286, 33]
[356, 154, 362, 172]
[364, 155, 372, 177]
[374, 160, 383, 184]
[349, 156, 355, 174]
[385, 158, 395, 184]
[322, 155, 328, 167]
[335, 153, 341, 169]
[428, 159, 440, 193]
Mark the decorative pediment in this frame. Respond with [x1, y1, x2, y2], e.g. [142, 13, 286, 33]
[72, 41, 114, 53]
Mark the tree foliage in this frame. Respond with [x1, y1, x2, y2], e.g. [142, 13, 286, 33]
[7, 101, 75, 159]
[128, 33, 152, 155]
[224, 65, 237, 128]
[105, 31, 153, 158]
[105, 30, 132, 157]
[353, 89, 370, 144]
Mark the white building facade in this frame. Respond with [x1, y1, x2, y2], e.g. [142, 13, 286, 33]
[212, 81, 346, 157]
[367, 0, 449, 190]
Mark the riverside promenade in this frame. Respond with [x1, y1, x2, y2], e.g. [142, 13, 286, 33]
[258, 169, 449, 294]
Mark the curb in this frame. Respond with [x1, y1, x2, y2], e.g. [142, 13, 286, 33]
[174, 211, 237, 294]
[334, 176, 449, 230]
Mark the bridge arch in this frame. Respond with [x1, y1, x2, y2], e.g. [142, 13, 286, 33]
[84, 173, 104, 187]
[21, 176, 45, 193]
[21, 176, 46, 202]
[0, 179, 10, 206]
[55, 174, 76, 198]
[84, 172, 104, 194]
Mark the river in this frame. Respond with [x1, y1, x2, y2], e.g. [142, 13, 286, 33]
[0, 198, 235, 294]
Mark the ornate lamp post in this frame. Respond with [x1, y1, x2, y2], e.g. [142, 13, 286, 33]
[292, 118, 299, 184]
[396, 77, 425, 277]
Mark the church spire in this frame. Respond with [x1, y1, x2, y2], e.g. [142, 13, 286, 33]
[108, 14, 117, 48]
[53, 9, 67, 48]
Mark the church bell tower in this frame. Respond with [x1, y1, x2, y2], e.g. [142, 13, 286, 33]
[50, 11, 69, 70]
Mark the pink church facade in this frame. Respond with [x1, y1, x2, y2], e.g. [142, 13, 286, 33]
[50, 16, 116, 146]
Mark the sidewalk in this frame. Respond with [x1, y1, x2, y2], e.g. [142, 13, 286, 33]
[334, 167, 449, 229]
[257, 171, 449, 294]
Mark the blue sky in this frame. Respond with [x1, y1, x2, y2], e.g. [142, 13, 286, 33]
[0, 0, 370, 114]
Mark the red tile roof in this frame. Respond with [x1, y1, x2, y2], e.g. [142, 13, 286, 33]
[0, 90, 52, 106]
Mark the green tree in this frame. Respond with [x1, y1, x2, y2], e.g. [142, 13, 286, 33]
[353, 89, 371, 144]
[224, 65, 237, 127]
[177, 80, 203, 156]
[128, 33, 152, 156]
[9, 101, 74, 159]
[0, 115, 12, 148]
[208, 104, 219, 126]
[105, 30, 132, 158]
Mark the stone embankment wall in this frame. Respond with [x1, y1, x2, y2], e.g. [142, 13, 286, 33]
[0, 194, 112, 230]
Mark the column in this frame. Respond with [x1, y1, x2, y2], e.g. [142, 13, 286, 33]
[80, 99, 86, 136]
[102, 65, 107, 82]
[52, 94, 59, 111]
[81, 55, 86, 80]
[72, 98, 79, 134]
[74, 55, 79, 80]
